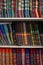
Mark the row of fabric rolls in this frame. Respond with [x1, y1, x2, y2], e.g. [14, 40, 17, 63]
[0, 48, 43, 65]
[0, 0, 43, 17]
[0, 21, 43, 45]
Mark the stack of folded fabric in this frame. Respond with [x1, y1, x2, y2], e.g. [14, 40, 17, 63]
[0, 24, 14, 45]
[0, 22, 43, 45]
[12, 22, 43, 46]
[0, 48, 43, 65]
[0, 0, 43, 17]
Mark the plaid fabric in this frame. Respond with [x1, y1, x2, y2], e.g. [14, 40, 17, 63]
[22, 48, 25, 65]
[0, 30, 6, 45]
[38, 0, 43, 17]
[5, 49, 10, 65]
[16, 33, 31, 45]
[33, 23, 41, 45]
[6, 0, 12, 17]
[9, 49, 13, 65]
[0, 0, 43, 17]
[0, 48, 43, 65]
[25, 0, 30, 17]
[41, 49, 43, 65]
[8, 24, 14, 45]
[29, 0, 32, 17]
[30, 49, 34, 65]
[13, 0, 16, 17]
[21, 0, 24, 17]
[16, 49, 22, 65]
[0, 0, 3, 17]
[23, 22, 28, 45]
[30, 23, 34, 45]
[38, 22, 43, 45]
[18, 0, 22, 17]
[39, 49, 42, 65]
[25, 49, 30, 65]
[13, 49, 17, 65]
[0, 49, 2, 65]
[33, 49, 37, 65]
[4, 24, 11, 45]
[40, 34, 43, 45]
[0, 24, 9, 45]
[30, 23, 41, 45]
[36, 49, 40, 65]
[2, 0, 7, 17]
[32, 0, 39, 17]
[2, 49, 5, 65]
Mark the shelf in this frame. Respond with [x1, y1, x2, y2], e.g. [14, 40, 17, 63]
[0, 18, 43, 22]
[0, 22, 12, 24]
[0, 46, 43, 48]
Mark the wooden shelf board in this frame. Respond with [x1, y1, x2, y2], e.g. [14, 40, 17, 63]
[0, 46, 43, 48]
[0, 18, 43, 22]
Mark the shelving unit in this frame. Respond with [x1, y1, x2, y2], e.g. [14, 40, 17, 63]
[0, 0, 43, 65]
